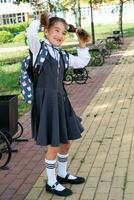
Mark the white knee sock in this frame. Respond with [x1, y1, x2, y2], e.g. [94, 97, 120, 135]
[57, 153, 68, 177]
[45, 159, 65, 191]
[57, 153, 76, 180]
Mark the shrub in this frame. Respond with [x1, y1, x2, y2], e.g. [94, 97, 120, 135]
[106, 41, 118, 49]
[0, 31, 13, 43]
[13, 31, 26, 42]
[0, 22, 28, 34]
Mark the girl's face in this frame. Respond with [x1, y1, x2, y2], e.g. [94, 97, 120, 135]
[45, 22, 67, 47]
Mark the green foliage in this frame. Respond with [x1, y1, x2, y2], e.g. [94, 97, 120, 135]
[0, 22, 28, 34]
[0, 22, 28, 44]
[106, 41, 118, 49]
[0, 62, 31, 116]
[13, 32, 26, 42]
[0, 31, 13, 44]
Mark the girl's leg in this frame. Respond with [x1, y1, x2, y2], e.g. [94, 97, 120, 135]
[57, 141, 85, 184]
[57, 142, 76, 178]
[45, 145, 59, 187]
[45, 145, 72, 195]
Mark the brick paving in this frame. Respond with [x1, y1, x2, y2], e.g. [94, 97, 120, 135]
[0, 37, 133, 200]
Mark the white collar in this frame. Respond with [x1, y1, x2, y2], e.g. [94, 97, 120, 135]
[44, 39, 60, 61]
[44, 38, 60, 50]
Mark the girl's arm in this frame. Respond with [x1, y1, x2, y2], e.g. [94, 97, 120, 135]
[68, 28, 90, 69]
[26, 20, 41, 65]
[68, 47, 90, 69]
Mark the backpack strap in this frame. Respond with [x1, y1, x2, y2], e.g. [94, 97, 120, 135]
[60, 50, 69, 69]
[35, 42, 48, 68]
[35, 43, 69, 69]
[34, 43, 69, 70]
[59, 49, 69, 84]
[26, 41, 44, 82]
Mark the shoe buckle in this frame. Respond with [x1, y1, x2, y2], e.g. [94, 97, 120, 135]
[51, 182, 59, 190]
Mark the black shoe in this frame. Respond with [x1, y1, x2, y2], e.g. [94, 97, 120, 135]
[46, 182, 73, 196]
[57, 174, 85, 184]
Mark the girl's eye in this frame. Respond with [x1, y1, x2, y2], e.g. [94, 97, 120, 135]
[63, 32, 66, 35]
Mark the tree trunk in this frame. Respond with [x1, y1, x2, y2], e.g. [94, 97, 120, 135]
[77, 0, 81, 26]
[90, 0, 95, 44]
[119, 0, 123, 37]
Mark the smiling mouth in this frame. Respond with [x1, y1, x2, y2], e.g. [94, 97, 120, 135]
[55, 39, 62, 43]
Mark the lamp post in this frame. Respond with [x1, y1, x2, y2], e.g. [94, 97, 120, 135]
[90, 0, 95, 44]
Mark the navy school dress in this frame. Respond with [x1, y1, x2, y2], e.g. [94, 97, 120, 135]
[31, 49, 84, 146]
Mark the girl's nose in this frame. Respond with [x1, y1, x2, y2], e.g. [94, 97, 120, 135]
[59, 32, 64, 39]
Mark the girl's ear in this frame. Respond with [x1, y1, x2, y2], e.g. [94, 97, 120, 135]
[45, 29, 48, 36]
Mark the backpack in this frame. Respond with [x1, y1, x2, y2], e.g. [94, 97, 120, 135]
[19, 42, 69, 104]
[19, 41, 44, 104]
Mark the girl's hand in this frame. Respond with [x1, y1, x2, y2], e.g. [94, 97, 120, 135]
[75, 28, 90, 48]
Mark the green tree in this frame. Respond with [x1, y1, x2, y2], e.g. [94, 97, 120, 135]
[118, 0, 130, 37]
[16, 0, 56, 12]
[110, 0, 130, 37]
[59, 0, 82, 26]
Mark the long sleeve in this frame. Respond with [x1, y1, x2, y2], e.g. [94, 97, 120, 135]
[26, 20, 90, 68]
[68, 47, 90, 69]
[26, 20, 41, 65]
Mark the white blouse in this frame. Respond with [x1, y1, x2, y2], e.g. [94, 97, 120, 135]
[26, 20, 90, 68]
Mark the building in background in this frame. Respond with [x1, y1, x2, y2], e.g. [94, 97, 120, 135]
[0, 1, 134, 26]
[0, 0, 32, 25]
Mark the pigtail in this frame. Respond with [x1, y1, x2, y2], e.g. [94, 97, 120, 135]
[40, 11, 49, 29]
[77, 29, 90, 43]
[68, 24, 90, 43]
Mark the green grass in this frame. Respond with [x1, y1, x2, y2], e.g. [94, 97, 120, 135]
[0, 41, 26, 48]
[0, 50, 27, 60]
[84, 23, 134, 39]
[0, 50, 28, 66]
[0, 63, 31, 116]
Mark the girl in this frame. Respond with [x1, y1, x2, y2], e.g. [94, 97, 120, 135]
[26, 12, 90, 196]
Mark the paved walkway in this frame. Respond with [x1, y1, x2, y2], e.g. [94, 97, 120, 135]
[0, 37, 134, 200]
